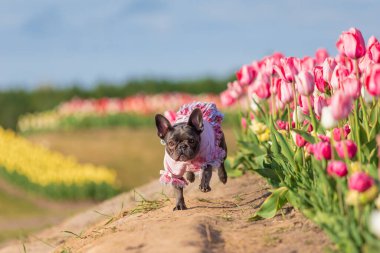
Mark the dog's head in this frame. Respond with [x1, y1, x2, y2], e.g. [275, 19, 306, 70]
[155, 108, 203, 162]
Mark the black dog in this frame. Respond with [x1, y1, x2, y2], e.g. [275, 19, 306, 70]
[155, 103, 227, 210]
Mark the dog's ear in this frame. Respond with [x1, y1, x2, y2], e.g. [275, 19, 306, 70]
[188, 108, 203, 132]
[155, 114, 173, 139]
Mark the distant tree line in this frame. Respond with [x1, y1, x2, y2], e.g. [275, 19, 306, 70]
[0, 77, 233, 130]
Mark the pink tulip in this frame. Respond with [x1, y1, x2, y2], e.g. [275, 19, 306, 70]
[318, 134, 330, 143]
[296, 71, 315, 96]
[332, 125, 351, 141]
[220, 90, 237, 106]
[301, 56, 315, 71]
[359, 54, 374, 74]
[305, 143, 314, 154]
[331, 64, 350, 90]
[367, 36, 380, 63]
[322, 57, 337, 83]
[314, 66, 326, 93]
[330, 90, 353, 120]
[327, 161, 348, 177]
[226, 81, 244, 99]
[335, 140, 357, 159]
[313, 141, 332, 160]
[241, 117, 247, 130]
[236, 65, 256, 85]
[315, 48, 329, 65]
[342, 76, 361, 99]
[277, 120, 288, 130]
[275, 57, 300, 82]
[303, 120, 313, 133]
[252, 73, 271, 99]
[295, 134, 307, 147]
[277, 79, 294, 104]
[365, 63, 380, 96]
[314, 95, 328, 118]
[337, 27, 366, 59]
[298, 95, 313, 115]
[348, 172, 374, 192]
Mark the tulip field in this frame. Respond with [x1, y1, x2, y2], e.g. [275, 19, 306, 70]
[0, 127, 118, 200]
[17, 93, 234, 133]
[223, 27, 380, 252]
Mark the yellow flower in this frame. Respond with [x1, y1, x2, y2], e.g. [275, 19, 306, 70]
[250, 121, 268, 135]
[349, 162, 362, 174]
[0, 128, 117, 188]
[257, 129, 270, 142]
[346, 186, 379, 206]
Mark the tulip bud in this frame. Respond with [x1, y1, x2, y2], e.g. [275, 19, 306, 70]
[367, 36, 380, 63]
[332, 125, 351, 141]
[337, 27, 366, 59]
[293, 106, 305, 123]
[241, 117, 247, 130]
[331, 64, 350, 90]
[314, 66, 327, 93]
[220, 90, 237, 106]
[276, 120, 288, 130]
[342, 76, 361, 99]
[327, 161, 348, 177]
[321, 106, 338, 129]
[296, 134, 307, 147]
[296, 71, 315, 96]
[330, 90, 353, 120]
[277, 79, 294, 104]
[314, 95, 327, 118]
[322, 57, 337, 83]
[348, 172, 374, 192]
[365, 63, 380, 97]
[236, 65, 256, 85]
[335, 140, 357, 159]
[315, 48, 329, 65]
[251, 73, 271, 99]
[313, 141, 332, 160]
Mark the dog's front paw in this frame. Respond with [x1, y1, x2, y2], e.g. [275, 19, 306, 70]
[199, 183, 211, 192]
[185, 171, 195, 183]
[173, 201, 187, 211]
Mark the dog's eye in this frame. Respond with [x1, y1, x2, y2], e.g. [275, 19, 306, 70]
[168, 141, 175, 146]
[189, 139, 195, 144]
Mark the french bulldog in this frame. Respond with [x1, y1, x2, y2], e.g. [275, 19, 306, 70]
[155, 105, 227, 211]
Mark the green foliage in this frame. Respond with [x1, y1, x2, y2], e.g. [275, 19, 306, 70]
[232, 100, 380, 253]
[0, 77, 233, 130]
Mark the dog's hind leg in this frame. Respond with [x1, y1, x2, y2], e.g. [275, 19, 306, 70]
[199, 165, 212, 192]
[173, 185, 187, 211]
[217, 133, 228, 184]
[217, 162, 228, 184]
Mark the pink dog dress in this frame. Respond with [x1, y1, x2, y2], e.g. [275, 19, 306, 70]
[159, 102, 226, 188]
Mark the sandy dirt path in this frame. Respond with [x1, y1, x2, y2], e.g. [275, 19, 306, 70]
[0, 173, 331, 253]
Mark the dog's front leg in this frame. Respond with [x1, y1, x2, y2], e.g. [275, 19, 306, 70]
[173, 185, 187, 211]
[199, 165, 212, 192]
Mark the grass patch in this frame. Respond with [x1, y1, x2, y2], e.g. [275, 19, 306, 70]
[123, 191, 169, 216]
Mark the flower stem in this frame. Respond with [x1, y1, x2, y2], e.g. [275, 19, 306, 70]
[287, 103, 292, 134]
[307, 96, 317, 133]
[291, 82, 298, 128]
[353, 100, 363, 163]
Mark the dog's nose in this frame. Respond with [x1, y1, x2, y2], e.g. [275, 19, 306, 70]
[179, 144, 188, 151]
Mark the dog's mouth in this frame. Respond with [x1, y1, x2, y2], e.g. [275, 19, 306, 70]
[177, 154, 189, 161]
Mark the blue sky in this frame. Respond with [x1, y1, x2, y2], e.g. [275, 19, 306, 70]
[0, 0, 379, 89]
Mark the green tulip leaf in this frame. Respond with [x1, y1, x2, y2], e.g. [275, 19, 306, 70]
[249, 187, 289, 221]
